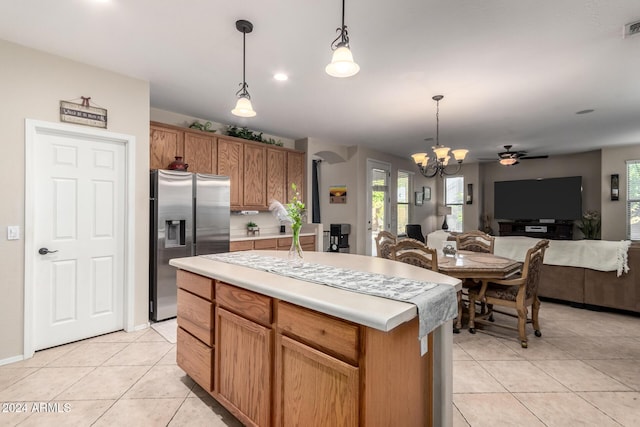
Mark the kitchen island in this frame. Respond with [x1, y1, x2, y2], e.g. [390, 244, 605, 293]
[170, 251, 461, 427]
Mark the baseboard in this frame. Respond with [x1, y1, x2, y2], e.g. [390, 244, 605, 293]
[128, 322, 150, 332]
[0, 354, 25, 367]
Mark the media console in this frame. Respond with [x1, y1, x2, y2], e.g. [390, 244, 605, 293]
[498, 221, 574, 240]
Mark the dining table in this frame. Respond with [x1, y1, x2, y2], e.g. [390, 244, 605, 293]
[436, 250, 521, 332]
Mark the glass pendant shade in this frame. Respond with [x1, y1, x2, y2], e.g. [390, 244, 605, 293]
[231, 95, 256, 118]
[325, 46, 360, 78]
[411, 153, 428, 164]
[451, 149, 469, 162]
[499, 157, 518, 166]
[432, 146, 450, 160]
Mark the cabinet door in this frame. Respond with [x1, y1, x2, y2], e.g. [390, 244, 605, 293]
[217, 308, 272, 426]
[184, 131, 216, 174]
[217, 138, 243, 208]
[150, 124, 183, 170]
[243, 144, 267, 208]
[267, 148, 286, 204]
[287, 151, 305, 203]
[277, 335, 358, 427]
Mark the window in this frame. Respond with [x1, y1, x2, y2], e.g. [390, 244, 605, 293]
[397, 171, 411, 235]
[628, 160, 640, 240]
[445, 176, 464, 232]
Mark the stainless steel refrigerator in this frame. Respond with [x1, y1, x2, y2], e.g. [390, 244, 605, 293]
[149, 169, 230, 321]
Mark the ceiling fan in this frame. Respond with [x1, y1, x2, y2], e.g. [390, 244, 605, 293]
[481, 145, 549, 166]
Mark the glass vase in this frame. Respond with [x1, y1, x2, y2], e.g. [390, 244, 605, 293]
[288, 224, 304, 266]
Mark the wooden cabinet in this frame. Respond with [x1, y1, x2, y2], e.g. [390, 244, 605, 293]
[150, 123, 183, 170]
[217, 137, 244, 208]
[176, 269, 435, 427]
[243, 144, 267, 208]
[150, 122, 306, 210]
[229, 235, 316, 252]
[184, 131, 216, 174]
[287, 151, 305, 202]
[276, 335, 359, 427]
[267, 148, 286, 205]
[216, 283, 273, 426]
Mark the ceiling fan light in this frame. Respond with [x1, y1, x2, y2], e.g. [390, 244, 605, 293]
[451, 149, 468, 162]
[231, 95, 256, 117]
[499, 157, 518, 166]
[325, 46, 360, 77]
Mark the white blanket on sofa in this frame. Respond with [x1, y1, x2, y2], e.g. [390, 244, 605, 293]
[427, 231, 631, 277]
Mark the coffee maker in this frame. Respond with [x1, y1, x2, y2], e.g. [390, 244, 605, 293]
[329, 223, 350, 253]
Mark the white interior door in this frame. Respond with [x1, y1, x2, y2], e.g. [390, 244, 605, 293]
[366, 159, 391, 256]
[32, 128, 126, 350]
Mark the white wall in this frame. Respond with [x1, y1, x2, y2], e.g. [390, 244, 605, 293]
[0, 40, 150, 361]
[601, 145, 640, 240]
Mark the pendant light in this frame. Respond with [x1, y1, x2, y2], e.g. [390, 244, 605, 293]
[325, 0, 360, 78]
[232, 19, 256, 118]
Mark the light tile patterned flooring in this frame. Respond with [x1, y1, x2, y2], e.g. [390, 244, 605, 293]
[0, 301, 638, 426]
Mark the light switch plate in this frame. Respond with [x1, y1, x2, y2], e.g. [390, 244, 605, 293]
[7, 226, 20, 240]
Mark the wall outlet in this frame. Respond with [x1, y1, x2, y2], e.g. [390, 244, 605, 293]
[7, 226, 20, 240]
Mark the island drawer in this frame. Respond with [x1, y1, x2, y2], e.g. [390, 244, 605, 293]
[229, 240, 254, 252]
[177, 327, 213, 392]
[177, 269, 214, 301]
[177, 288, 214, 346]
[216, 281, 273, 326]
[254, 238, 277, 250]
[277, 301, 359, 365]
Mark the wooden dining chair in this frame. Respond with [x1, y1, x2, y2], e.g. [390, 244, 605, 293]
[456, 230, 495, 254]
[374, 230, 397, 259]
[391, 238, 438, 271]
[468, 239, 549, 348]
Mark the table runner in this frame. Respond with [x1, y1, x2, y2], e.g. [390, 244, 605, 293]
[202, 253, 458, 346]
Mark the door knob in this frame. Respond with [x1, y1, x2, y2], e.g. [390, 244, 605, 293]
[38, 248, 58, 255]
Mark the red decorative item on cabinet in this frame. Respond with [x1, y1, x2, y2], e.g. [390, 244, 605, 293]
[168, 156, 189, 171]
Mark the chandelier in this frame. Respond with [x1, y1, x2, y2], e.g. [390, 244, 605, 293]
[231, 20, 256, 118]
[411, 95, 468, 178]
[325, 0, 360, 78]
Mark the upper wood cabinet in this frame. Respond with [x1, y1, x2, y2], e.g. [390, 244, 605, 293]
[184, 132, 217, 174]
[287, 151, 305, 203]
[150, 123, 184, 170]
[150, 122, 306, 210]
[266, 148, 286, 205]
[243, 144, 266, 208]
[217, 137, 244, 209]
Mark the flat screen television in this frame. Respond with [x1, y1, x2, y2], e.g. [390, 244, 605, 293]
[494, 176, 582, 221]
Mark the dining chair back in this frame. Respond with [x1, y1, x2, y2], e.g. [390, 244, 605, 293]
[456, 230, 495, 254]
[374, 230, 397, 259]
[468, 239, 549, 348]
[391, 238, 438, 271]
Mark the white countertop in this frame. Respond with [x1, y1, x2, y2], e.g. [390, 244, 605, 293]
[230, 231, 316, 242]
[169, 250, 461, 332]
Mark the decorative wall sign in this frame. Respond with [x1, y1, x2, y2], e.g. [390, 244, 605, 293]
[330, 185, 347, 204]
[60, 97, 107, 128]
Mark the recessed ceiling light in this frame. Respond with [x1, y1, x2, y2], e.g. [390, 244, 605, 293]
[274, 73, 288, 81]
[576, 109, 595, 115]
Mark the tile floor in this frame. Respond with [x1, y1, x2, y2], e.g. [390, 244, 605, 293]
[0, 301, 638, 426]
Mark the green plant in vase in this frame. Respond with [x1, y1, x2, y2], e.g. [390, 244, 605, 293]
[269, 184, 306, 265]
